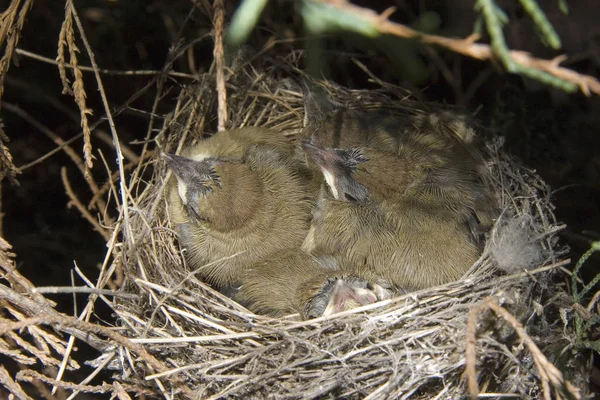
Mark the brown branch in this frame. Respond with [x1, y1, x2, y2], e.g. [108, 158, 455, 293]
[16, 369, 154, 397]
[213, 0, 228, 131]
[0, 365, 31, 400]
[16, 48, 198, 79]
[465, 301, 481, 398]
[61, 167, 111, 242]
[0, 120, 20, 186]
[0, 0, 33, 101]
[465, 297, 581, 400]
[0, 283, 107, 352]
[2, 101, 107, 212]
[317, 0, 600, 96]
[66, 0, 133, 240]
[0, 314, 195, 399]
[32, 286, 137, 298]
[59, 3, 94, 177]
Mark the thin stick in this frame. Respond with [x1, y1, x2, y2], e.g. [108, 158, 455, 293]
[15, 47, 198, 79]
[0, 314, 197, 398]
[213, 0, 228, 130]
[67, 0, 132, 241]
[17, 369, 153, 397]
[32, 286, 137, 298]
[2, 101, 107, 212]
[312, 0, 600, 96]
[465, 297, 581, 400]
[60, 167, 111, 241]
[51, 271, 78, 395]
[65, 351, 117, 400]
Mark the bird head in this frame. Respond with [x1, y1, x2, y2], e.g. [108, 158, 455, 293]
[302, 140, 370, 204]
[164, 152, 263, 232]
[301, 276, 378, 319]
[301, 83, 343, 128]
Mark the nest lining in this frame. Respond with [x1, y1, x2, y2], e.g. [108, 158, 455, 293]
[89, 56, 579, 399]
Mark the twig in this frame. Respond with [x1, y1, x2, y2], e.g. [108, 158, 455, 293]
[1, 312, 194, 399]
[131, 332, 260, 345]
[0, 283, 107, 351]
[0, 106, 19, 186]
[0, 365, 30, 400]
[65, 350, 117, 400]
[139, 251, 248, 337]
[16, 369, 153, 397]
[50, 271, 78, 395]
[0, 315, 184, 388]
[310, 0, 600, 96]
[226, 0, 269, 47]
[0, 239, 109, 351]
[90, 150, 155, 214]
[476, 0, 516, 72]
[66, 0, 132, 241]
[518, 0, 561, 49]
[465, 297, 581, 400]
[16, 48, 198, 79]
[61, 167, 111, 241]
[2, 101, 107, 212]
[58, 3, 94, 177]
[213, 0, 228, 131]
[586, 290, 600, 313]
[31, 286, 137, 298]
[0, 0, 33, 100]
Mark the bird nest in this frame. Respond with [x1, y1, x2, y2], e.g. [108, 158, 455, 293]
[0, 54, 586, 399]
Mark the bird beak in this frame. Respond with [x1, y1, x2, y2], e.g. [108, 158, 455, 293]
[163, 152, 191, 179]
[163, 153, 221, 204]
[302, 140, 339, 170]
[322, 279, 378, 317]
[164, 153, 217, 184]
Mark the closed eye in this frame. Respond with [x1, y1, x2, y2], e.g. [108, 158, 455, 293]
[344, 192, 358, 203]
[185, 205, 210, 224]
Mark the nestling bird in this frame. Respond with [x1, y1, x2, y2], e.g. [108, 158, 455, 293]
[302, 87, 474, 152]
[165, 132, 313, 290]
[236, 250, 379, 319]
[181, 126, 298, 160]
[302, 140, 490, 291]
[301, 89, 412, 151]
[300, 89, 498, 233]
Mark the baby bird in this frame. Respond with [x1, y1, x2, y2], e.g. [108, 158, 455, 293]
[301, 89, 408, 151]
[302, 140, 490, 291]
[165, 137, 312, 290]
[302, 88, 468, 152]
[236, 250, 378, 319]
[300, 90, 498, 231]
[303, 140, 496, 241]
[182, 126, 297, 160]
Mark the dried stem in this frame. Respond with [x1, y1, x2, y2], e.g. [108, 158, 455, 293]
[65, 0, 133, 241]
[61, 167, 111, 241]
[310, 0, 600, 96]
[0, 0, 33, 101]
[0, 314, 195, 398]
[2, 101, 107, 212]
[58, 2, 94, 177]
[213, 0, 228, 131]
[465, 297, 581, 400]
